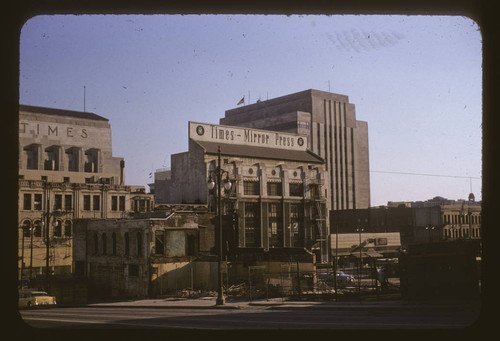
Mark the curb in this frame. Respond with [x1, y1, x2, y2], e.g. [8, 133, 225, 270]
[85, 304, 243, 310]
[58, 298, 480, 312]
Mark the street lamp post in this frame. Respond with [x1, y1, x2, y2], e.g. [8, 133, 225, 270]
[425, 225, 435, 243]
[207, 146, 232, 306]
[20, 227, 25, 286]
[334, 221, 338, 299]
[356, 225, 364, 295]
[29, 226, 34, 281]
[45, 198, 51, 287]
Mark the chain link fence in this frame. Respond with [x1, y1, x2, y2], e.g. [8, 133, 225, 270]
[224, 262, 400, 301]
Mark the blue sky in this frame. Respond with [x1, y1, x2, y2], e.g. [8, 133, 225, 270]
[19, 14, 482, 206]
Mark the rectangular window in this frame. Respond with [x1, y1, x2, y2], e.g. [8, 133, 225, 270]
[34, 194, 42, 210]
[309, 184, 320, 199]
[66, 150, 78, 172]
[154, 230, 165, 255]
[112, 233, 117, 255]
[54, 194, 62, 210]
[124, 232, 130, 255]
[244, 181, 260, 195]
[290, 203, 304, 247]
[23, 194, 32, 210]
[267, 182, 282, 196]
[244, 203, 260, 247]
[102, 233, 107, 255]
[83, 195, 91, 210]
[137, 233, 143, 256]
[63, 177, 70, 183]
[74, 261, 85, 277]
[25, 148, 37, 170]
[64, 195, 72, 210]
[187, 235, 196, 256]
[111, 196, 118, 211]
[289, 183, 304, 197]
[269, 203, 283, 247]
[119, 196, 125, 211]
[93, 195, 100, 211]
[129, 264, 139, 277]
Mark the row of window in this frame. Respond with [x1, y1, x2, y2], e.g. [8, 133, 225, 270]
[23, 145, 99, 173]
[154, 231, 196, 256]
[93, 232, 142, 257]
[243, 202, 306, 248]
[22, 193, 126, 212]
[20, 219, 72, 238]
[443, 213, 481, 225]
[242, 181, 307, 197]
[444, 227, 481, 239]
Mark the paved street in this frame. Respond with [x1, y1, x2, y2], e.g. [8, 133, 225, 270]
[18, 297, 481, 330]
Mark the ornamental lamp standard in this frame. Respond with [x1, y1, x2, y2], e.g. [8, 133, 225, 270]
[29, 225, 34, 281]
[207, 146, 232, 306]
[425, 225, 435, 243]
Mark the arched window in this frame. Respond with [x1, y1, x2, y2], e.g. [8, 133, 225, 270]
[33, 220, 42, 237]
[112, 233, 117, 255]
[102, 233, 107, 255]
[53, 220, 62, 237]
[64, 220, 72, 237]
[137, 232, 142, 257]
[22, 220, 31, 238]
[124, 232, 129, 255]
[93, 233, 98, 254]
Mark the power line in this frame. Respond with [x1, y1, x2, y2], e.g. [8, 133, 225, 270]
[361, 170, 481, 179]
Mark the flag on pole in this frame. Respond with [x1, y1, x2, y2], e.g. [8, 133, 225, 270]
[237, 97, 245, 105]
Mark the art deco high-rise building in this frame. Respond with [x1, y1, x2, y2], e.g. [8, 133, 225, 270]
[220, 89, 370, 211]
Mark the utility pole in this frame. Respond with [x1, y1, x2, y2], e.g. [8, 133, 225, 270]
[356, 225, 364, 297]
[44, 181, 51, 290]
[334, 222, 338, 299]
[30, 226, 34, 281]
[207, 146, 232, 306]
[20, 227, 25, 286]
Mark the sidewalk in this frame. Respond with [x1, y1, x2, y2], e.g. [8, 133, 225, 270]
[83, 296, 480, 311]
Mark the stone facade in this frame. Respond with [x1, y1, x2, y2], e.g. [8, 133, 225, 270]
[220, 89, 370, 210]
[156, 121, 330, 263]
[18, 105, 154, 282]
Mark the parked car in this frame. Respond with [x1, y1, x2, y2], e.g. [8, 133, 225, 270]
[18, 290, 57, 309]
[318, 271, 356, 287]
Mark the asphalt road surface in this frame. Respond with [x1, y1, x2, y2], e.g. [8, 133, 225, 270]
[19, 305, 480, 330]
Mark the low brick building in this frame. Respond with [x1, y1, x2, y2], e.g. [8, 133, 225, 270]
[73, 212, 217, 299]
